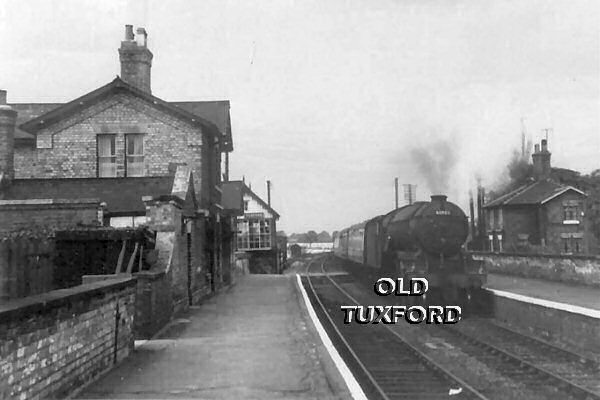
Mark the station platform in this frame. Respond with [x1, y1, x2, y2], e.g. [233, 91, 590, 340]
[76, 274, 350, 400]
[485, 273, 600, 313]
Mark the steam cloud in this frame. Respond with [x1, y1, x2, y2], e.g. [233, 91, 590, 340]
[410, 139, 459, 194]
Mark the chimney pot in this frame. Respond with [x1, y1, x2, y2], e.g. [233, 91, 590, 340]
[541, 139, 548, 152]
[135, 27, 147, 47]
[0, 90, 6, 105]
[125, 25, 134, 41]
[534, 143, 540, 153]
[119, 26, 153, 93]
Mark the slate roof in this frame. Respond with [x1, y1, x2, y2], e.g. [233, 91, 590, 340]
[484, 179, 586, 208]
[1, 176, 174, 215]
[10, 77, 233, 151]
[11, 103, 62, 141]
[172, 101, 232, 152]
[221, 180, 280, 219]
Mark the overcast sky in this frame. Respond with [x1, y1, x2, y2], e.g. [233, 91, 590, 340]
[1, 0, 598, 234]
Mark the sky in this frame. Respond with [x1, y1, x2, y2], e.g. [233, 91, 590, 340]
[1, 0, 598, 234]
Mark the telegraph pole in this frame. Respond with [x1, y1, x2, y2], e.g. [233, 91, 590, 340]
[394, 178, 399, 209]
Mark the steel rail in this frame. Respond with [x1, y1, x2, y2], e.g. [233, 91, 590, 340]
[318, 258, 490, 400]
[487, 320, 599, 370]
[305, 257, 391, 400]
[443, 324, 600, 400]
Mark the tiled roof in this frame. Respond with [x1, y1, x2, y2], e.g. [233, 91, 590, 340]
[221, 180, 280, 219]
[13, 78, 231, 148]
[10, 103, 62, 140]
[172, 101, 232, 152]
[484, 179, 585, 208]
[1, 176, 174, 214]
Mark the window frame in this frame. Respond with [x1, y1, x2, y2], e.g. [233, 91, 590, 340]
[236, 218, 272, 250]
[97, 134, 117, 178]
[125, 133, 145, 177]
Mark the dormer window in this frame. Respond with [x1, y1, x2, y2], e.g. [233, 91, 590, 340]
[97, 134, 116, 177]
[126, 134, 144, 177]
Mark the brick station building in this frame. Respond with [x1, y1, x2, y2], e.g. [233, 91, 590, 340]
[484, 139, 590, 254]
[0, 25, 235, 307]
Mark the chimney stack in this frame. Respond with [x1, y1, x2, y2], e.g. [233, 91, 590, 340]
[532, 139, 552, 181]
[119, 25, 153, 93]
[0, 90, 17, 186]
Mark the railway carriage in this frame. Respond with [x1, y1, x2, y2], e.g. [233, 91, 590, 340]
[333, 195, 486, 307]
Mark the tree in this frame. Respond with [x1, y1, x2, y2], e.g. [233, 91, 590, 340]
[305, 230, 319, 245]
[316, 231, 331, 242]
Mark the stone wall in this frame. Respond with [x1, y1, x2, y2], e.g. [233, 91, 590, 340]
[0, 277, 136, 400]
[0, 199, 100, 234]
[473, 252, 600, 287]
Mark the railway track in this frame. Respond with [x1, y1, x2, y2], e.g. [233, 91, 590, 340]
[320, 255, 600, 400]
[442, 321, 600, 399]
[304, 257, 488, 400]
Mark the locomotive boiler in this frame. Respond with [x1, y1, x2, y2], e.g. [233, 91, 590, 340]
[333, 195, 486, 306]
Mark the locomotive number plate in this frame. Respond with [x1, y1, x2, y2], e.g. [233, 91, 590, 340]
[435, 210, 451, 215]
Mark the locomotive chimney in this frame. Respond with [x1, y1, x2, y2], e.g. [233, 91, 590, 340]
[430, 195, 447, 207]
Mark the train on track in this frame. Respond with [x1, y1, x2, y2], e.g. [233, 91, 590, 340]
[332, 195, 487, 307]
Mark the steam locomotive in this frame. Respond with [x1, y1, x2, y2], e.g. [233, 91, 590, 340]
[332, 195, 486, 307]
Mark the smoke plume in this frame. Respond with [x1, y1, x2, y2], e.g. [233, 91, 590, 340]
[410, 139, 459, 194]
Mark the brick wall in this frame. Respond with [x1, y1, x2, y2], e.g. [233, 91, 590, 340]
[144, 198, 210, 315]
[544, 192, 589, 253]
[13, 94, 206, 202]
[0, 277, 136, 400]
[133, 270, 172, 339]
[492, 294, 600, 357]
[473, 252, 600, 287]
[502, 206, 539, 247]
[0, 199, 100, 234]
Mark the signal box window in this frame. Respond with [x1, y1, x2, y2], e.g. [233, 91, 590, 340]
[237, 219, 272, 250]
[126, 134, 145, 177]
[97, 135, 116, 177]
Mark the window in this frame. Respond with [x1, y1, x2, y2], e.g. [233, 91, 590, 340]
[237, 218, 272, 250]
[126, 134, 144, 177]
[574, 238, 582, 253]
[98, 135, 116, 177]
[561, 233, 584, 254]
[563, 205, 580, 223]
[243, 200, 249, 211]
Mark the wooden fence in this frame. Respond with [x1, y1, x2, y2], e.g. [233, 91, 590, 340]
[0, 237, 54, 301]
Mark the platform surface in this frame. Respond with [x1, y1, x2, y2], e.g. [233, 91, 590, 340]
[485, 273, 600, 311]
[76, 274, 349, 399]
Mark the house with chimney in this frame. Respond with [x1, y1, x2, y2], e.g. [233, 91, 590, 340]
[221, 180, 282, 273]
[0, 25, 235, 311]
[484, 139, 590, 254]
